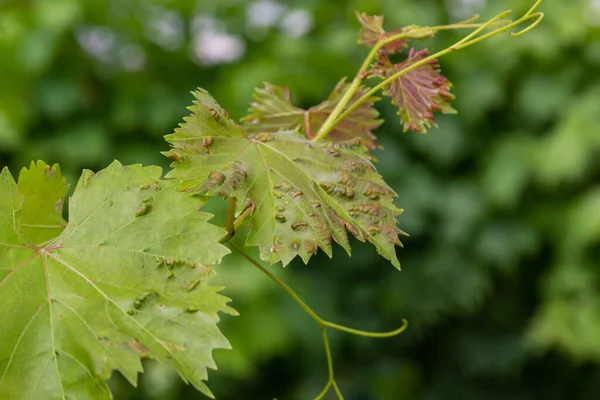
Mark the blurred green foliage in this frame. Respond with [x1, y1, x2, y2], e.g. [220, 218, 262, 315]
[1, 0, 600, 399]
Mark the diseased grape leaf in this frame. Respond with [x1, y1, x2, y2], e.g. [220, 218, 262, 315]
[17, 160, 68, 245]
[0, 161, 233, 399]
[243, 79, 383, 149]
[374, 48, 456, 133]
[165, 90, 405, 268]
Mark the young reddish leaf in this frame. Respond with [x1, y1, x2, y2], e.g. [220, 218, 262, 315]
[243, 79, 383, 148]
[375, 48, 456, 133]
[167, 89, 405, 268]
[356, 12, 406, 53]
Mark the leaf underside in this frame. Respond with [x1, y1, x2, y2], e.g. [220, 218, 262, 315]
[165, 90, 405, 268]
[0, 161, 233, 399]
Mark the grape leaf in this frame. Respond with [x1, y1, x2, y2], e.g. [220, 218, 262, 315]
[374, 48, 456, 133]
[17, 160, 68, 245]
[243, 79, 383, 149]
[242, 82, 304, 134]
[165, 89, 405, 268]
[356, 12, 436, 54]
[356, 13, 406, 53]
[0, 161, 233, 399]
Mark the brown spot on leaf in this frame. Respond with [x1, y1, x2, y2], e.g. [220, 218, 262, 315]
[129, 340, 150, 358]
[291, 221, 308, 231]
[255, 132, 273, 142]
[187, 279, 201, 292]
[135, 203, 150, 217]
[206, 171, 226, 188]
[338, 172, 357, 188]
[348, 204, 386, 219]
[303, 240, 317, 254]
[320, 182, 354, 199]
[162, 342, 186, 352]
[363, 182, 395, 200]
[166, 152, 182, 161]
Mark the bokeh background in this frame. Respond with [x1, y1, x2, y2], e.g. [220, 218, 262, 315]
[1, 0, 600, 399]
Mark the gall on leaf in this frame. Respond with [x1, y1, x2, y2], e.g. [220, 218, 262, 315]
[166, 89, 406, 268]
[356, 12, 406, 53]
[243, 79, 383, 149]
[374, 48, 456, 133]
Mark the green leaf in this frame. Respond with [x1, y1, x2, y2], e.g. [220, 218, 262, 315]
[243, 79, 383, 149]
[17, 160, 68, 245]
[165, 90, 405, 268]
[374, 48, 456, 133]
[0, 161, 233, 399]
[241, 82, 304, 134]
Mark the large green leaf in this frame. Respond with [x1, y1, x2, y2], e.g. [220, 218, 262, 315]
[0, 161, 233, 399]
[165, 90, 404, 268]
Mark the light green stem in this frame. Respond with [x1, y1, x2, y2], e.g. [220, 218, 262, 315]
[332, 381, 344, 399]
[230, 243, 407, 399]
[312, 0, 544, 141]
[315, 327, 341, 400]
[314, 379, 332, 400]
[313, 78, 363, 143]
[219, 197, 255, 243]
[219, 197, 237, 243]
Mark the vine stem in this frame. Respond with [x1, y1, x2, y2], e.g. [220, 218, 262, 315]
[314, 327, 336, 400]
[219, 197, 255, 243]
[220, 197, 237, 243]
[312, 0, 544, 141]
[229, 243, 408, 399]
